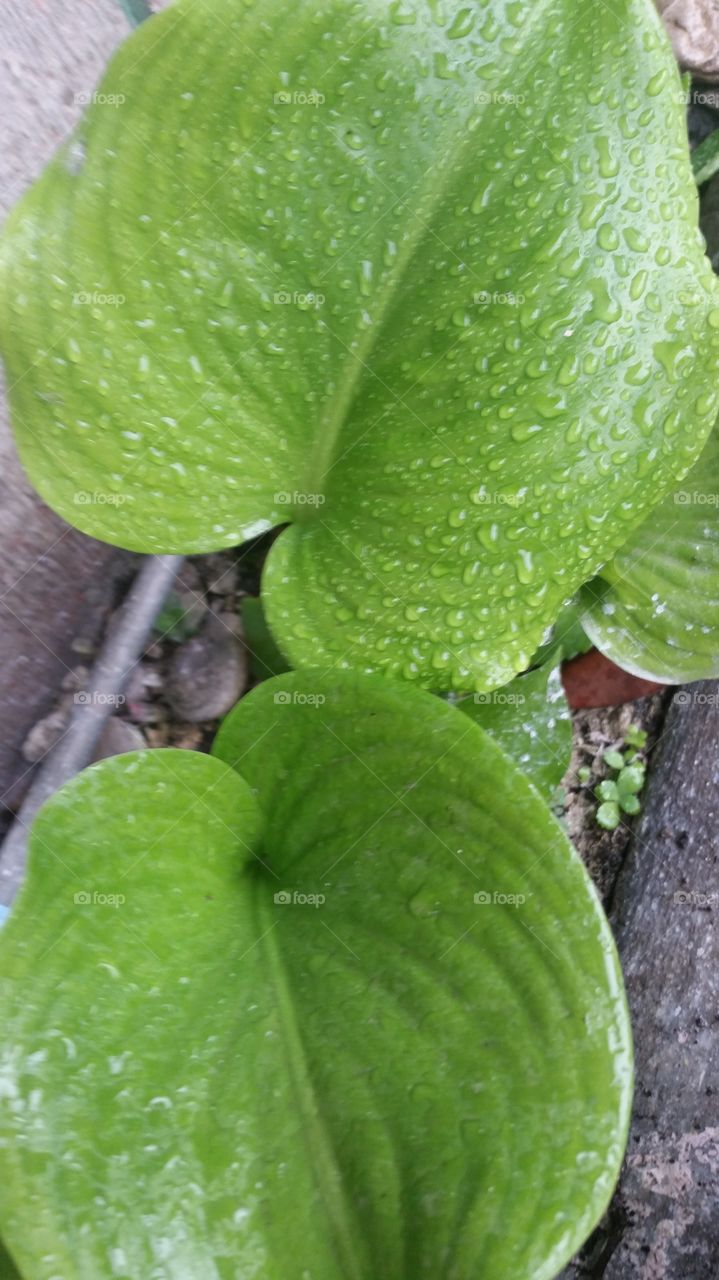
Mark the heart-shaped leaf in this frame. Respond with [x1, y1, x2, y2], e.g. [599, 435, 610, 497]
[0, 674, 631, 1279]
[581, 424, 719, 681]
[455, 659, 572, 797]
[1, 1, 718, 690]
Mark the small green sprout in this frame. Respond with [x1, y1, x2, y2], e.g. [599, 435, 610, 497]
[595, 780, 619, 803]
[624, 724, 647, 749]
[597, 802, 621, 831]
[617, 765, 644, 795]
[578, 765, 591, 784]
[153, 593, 202, 643]
[603, 749, 625, 770]
[588, 724, 649, 832]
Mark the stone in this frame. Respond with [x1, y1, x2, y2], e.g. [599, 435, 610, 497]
[91, 717, 146, 762]
[165, 613, 248, 723]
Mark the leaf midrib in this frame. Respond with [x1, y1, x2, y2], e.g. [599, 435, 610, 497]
[303, 0, 556, 502]
[256, 889, 365, 1279]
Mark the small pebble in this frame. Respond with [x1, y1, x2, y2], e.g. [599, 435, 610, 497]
[165, 614, 248, 722]
[91, 718, 146, 762]
[70, 636, 96, 657]
[21, 708, 70, 763]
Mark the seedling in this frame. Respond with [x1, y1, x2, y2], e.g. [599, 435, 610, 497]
[591, 726, 649, 830]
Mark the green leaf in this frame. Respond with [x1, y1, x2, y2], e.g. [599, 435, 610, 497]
[596, 801, 621, 830]
[692, 128, 719, 187]
[618, 793, 641, 816]
[0, 674, 632, 1280]
[1, 2, 718, 691]
[616, 765, 644, 795]
[595, 780, 619, 803]
[581, 425, 719, 682]
[603, 749, 625, 770]
[456, 660, 572, 798]
[153, 590, 204, 642]
[624, 724, 647, 749]
[530, 597, 593, 667]
[240, 595, 292, 681]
